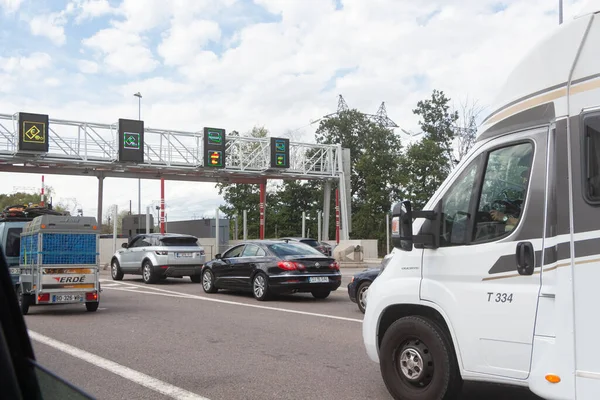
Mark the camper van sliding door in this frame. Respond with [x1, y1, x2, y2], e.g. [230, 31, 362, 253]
[571, 113, 600, 393]
[420, 126, 548, 380]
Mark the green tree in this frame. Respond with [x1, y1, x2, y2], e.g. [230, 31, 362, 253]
[455, 98, 482, 163]
[102, 206, 131, 234]
[315, 109, 404, 253]
[267, 180, 323, 238]
[216, 126, 269, 239]
[0, 186, 66, 213]
[403, 90, 459, 209]
[413, 89, 459, 168]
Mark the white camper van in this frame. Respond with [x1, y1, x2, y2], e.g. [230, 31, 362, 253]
[363, 4, 600, 400]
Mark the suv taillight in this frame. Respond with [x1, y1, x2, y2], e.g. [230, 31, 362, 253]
[277, 261, 306, 271]
[155, 251, 168, 256]
[329, 261, 340, 271]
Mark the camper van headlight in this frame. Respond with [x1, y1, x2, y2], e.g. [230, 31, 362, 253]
[9, 267, 20, 275]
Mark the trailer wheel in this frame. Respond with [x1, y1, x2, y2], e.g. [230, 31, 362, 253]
[17, 286, 31, 315]
[379, 316, 462, 400]
[85, 302, 99, 312]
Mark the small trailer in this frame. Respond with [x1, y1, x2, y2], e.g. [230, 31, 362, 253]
[17, 215, 100, 315]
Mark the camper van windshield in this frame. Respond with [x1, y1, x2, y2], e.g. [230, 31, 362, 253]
[5, 228, 22, 257]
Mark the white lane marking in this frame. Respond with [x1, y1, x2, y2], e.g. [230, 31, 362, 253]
[106, 287, 194, 299]
[103, 280, 363, 323]
[29, 330, 210, 400]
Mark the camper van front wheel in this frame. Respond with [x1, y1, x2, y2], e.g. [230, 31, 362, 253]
[380, 316, 462, 400]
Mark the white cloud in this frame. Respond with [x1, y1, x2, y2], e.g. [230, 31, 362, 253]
[29, 11, 69, 46]
[0, 0, 23, 14]
[43, 77, 61, 87]
[0, 0, 590, 223]
[158, 20, 221, 66]
[77, 59, 99, 74]
[82, 28, 158, 75]
[0, 52, 52, 73]
[71, 0, 115, 23]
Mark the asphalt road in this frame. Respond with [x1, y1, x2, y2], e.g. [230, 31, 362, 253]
[23, 269, 544, 400]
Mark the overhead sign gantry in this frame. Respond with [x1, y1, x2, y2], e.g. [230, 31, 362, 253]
[0, 112, 352, 242]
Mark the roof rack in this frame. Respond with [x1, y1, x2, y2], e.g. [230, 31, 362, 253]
[0, 204, 69, 222]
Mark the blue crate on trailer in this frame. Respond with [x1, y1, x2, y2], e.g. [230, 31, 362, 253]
[40, 233, 97, 265]
[20, 234, 39, 266]
[19, 215, 100, 266]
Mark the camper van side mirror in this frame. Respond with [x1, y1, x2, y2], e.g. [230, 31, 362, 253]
[391, 201, 414, 251]
[391, 200, 441, 251]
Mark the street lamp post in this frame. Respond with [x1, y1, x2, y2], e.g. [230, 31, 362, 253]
[134, 92, 142, 217]
[559, 0, 563, 24]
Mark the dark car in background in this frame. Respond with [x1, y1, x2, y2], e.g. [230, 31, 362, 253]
[279, 237, 332, 256]
[347, 252, 394, 313]
[201, 240, 341, 301]
[348, 267, 381, 313]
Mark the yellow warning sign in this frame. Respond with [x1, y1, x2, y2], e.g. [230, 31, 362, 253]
[23, 121, 46, 144]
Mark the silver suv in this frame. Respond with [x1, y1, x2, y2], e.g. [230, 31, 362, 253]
[111, 233, 206, 284]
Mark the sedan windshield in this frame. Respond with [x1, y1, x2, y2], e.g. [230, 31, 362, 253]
[268, 242, 325, 257]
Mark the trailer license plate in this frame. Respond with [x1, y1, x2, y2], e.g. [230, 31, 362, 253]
[53, 294, 82, 303]
[176, 252, 192, 258]
[309, 277, 329, 283]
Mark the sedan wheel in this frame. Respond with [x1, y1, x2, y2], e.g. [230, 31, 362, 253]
[202, 269, 217, 293]
[252, 273, 271, 301]
[357, 281, 370, 313]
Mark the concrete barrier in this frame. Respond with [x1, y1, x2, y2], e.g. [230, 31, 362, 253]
[98, 237, 381, 269]
[99, 238, 128, 268]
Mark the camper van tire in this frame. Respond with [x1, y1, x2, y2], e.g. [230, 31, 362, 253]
[111, 259, 124, 281]
[85, 302, 99, 312]
[379, 315, 462, 400]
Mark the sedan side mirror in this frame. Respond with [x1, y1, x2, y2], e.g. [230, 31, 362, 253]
[215, 253, 222, 259]
[121, 243, 128, 249]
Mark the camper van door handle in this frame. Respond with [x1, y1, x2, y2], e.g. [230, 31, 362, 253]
[516, 242, 535, 276]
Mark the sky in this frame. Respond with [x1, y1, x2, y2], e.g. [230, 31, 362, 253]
[0, 0, 588, 223]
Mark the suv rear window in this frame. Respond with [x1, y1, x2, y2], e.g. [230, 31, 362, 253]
[299, 239, 320, 247]
[160, 237, 199, 247]
[5, 228, 22, 257]
[268, 243, 324, 257]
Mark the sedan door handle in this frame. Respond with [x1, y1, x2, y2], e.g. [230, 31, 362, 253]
[516, 242, 535, 276]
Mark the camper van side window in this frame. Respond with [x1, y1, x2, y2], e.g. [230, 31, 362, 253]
[439, 159, 480, 247]
[584, 117, 600, 203]
[473, 142, 533, 242]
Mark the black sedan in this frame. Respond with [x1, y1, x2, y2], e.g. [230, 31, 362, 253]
[200, 240, 342, 301]
[348, 267, 382, 313]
